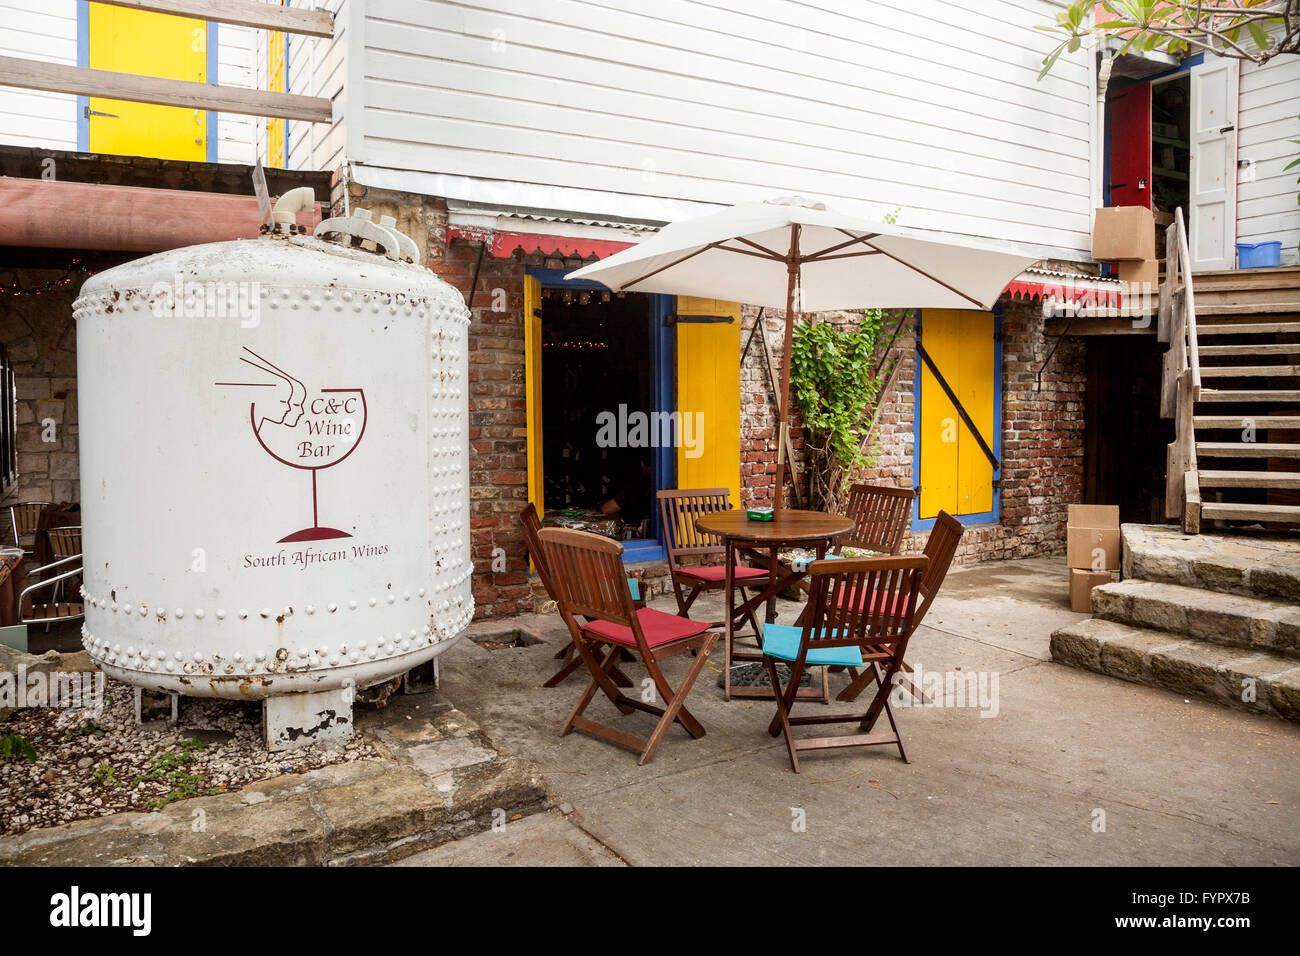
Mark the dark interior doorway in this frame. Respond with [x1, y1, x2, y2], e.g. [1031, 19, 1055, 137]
[1084, 336, 1175, 524]
[540, 289, 655, 535]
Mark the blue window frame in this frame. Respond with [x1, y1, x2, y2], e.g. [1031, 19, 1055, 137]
[911, 305, 1003, 532]
[525, 267, 673, 563]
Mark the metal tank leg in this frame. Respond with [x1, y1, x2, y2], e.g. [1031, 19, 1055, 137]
[264, 687, 353, 751]
[133, 687, 179, 727]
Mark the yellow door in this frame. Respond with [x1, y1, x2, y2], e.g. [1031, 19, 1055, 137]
[87, 4, 208, 161]
[524, 275, 544, 515]
[266, 4, 287, 166]
[675, 297, 741, 504]
[919, 309, 995, 519]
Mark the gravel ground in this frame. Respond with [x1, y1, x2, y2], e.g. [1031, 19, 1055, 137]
[0, 678, 378, 835]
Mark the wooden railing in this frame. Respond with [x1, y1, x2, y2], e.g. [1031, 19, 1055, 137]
[1158, 207, 1202, 533]
[0, 0, 333, 125]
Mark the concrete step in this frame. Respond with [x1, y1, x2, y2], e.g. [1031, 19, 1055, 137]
[1050, 617, 1300, 722]
[1121, 523, 1300, 602]
[1090, 578, 1300, 657]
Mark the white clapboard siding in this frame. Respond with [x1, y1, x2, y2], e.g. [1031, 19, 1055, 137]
[288, 0, 347, 173]
[0, 0, 78, 150]
[354, 0, 1094, 254]
[0, 0, 334, 166]
[217, 23, 258, 165]
[1237, 54, 1300, 265]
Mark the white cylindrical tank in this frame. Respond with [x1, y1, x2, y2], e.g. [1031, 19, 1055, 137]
[73, 214, 472, 703]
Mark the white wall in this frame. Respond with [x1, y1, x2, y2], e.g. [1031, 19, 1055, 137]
[0, 0, 78, 151]
[1237, 54, 1300, 265]
[351, 0, 1096, 256]
[217, 23, 258, 165]
[0, 2, 284, 166]
[288, 0, 349, 173]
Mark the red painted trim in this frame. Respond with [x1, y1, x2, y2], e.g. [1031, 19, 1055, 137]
[0, 178, 322, 253]
[1006, 279, 1123, 308]
[448, 224, 633, 260]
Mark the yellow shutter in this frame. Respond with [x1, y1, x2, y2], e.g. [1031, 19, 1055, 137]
[88, 4, 208, 161]
[267, 7, 287, 167]
[675, 297, 741, 505]
[919, 309, 995, 520]
[524, 274, 543, 514]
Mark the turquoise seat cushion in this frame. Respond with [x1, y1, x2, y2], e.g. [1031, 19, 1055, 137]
[627, 577, 640, 601]
[761, 624, 864, 668]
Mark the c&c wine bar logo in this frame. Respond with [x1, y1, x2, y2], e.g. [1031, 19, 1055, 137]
[216, 347, 367, 543]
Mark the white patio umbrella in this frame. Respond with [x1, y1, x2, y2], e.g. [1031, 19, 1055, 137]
[568, 195, 1039, 512]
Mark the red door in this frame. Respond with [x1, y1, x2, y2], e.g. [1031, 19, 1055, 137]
[1108, 84, 1151, 208]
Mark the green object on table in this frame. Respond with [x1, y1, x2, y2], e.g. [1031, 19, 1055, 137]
[746, 508, 774, 521]
[560, 509, 582, 517]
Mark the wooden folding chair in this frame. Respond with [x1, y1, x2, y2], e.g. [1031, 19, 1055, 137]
[657, 488, 768, 635]
[839, 483, 914, 555]
[836, 510, 964, 702]
[762, 555, 927, 772]
[518, 503, 636, 688]
[9, 501, 48, 560]
[541, 527, 718, 765]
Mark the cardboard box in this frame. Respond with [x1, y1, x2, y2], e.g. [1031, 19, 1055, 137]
[1069, 568, 1117, 613]
[1118, 257, 1159, 290]
[1092, 206, 1156, 261]
[1067, 504, 1121, 571]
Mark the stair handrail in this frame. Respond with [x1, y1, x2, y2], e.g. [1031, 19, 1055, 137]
[1174, 207, 1201, 396]
[1160, 208, 1201, 532]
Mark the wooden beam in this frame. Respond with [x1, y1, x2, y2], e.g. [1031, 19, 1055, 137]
[86, 0, 333, 37]
[0, 178, 322, 253]
[0, 56, 332, 123]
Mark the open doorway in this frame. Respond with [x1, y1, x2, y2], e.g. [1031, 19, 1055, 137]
[1106, 57, 1239, 271]
[1084, 336, 1174, 523]
[538, 285, 662, 546]
[1151, 73, 1190, 259]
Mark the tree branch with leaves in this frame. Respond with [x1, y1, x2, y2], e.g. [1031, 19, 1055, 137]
[1038, 0, 1299, 78]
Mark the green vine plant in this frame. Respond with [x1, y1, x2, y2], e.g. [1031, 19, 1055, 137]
[789, 310, 886, 513]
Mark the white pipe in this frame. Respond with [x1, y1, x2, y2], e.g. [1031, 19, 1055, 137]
[272, 186, 316, 231]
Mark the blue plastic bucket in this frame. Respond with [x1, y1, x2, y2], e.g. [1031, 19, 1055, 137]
[1236, 241, 1282, 268]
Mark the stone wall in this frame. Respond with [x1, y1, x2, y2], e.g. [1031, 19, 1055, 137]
[0, 265, 86, 520]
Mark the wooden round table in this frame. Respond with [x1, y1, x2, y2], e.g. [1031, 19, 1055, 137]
[695, 509, 853, 700]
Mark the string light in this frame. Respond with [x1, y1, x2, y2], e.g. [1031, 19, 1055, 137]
[0, 259, 95, 298]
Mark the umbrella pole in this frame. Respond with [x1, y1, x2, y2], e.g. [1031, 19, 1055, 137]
[775, 225, 800, 515]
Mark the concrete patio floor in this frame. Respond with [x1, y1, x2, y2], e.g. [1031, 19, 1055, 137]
[435, 557, 1300, 867]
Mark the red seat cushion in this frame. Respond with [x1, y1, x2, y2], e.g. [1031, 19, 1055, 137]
[677, 564, 768, 584]
[583, 608, 713, 649]
[834, 588, 911, 616]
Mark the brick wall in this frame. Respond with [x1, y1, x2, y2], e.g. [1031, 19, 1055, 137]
[846, 297, 1086, 566]
[340, 184, 1087, 616]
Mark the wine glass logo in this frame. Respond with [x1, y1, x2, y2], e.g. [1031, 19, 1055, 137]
[217, 347, 367, 543]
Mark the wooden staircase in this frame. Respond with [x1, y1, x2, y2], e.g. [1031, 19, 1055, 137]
[1160, 209, 1300, 532]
